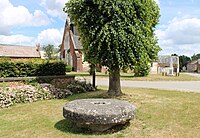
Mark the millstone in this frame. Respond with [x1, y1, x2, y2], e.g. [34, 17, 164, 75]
[63, 99, 136, 131]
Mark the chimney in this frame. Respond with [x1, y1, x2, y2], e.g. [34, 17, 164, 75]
[36, 43, 41, 58]
[36, 43, 40, 52]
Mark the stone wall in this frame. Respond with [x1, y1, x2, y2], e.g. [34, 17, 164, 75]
[0, 76, 75, 87]
[50, 76, 75, 88]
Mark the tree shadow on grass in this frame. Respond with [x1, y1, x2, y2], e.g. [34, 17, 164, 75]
[54, 119, 130, 135]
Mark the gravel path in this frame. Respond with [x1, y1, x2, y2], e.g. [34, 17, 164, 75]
[95, 79, 200, 93]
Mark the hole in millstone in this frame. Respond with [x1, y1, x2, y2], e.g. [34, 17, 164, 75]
[91, 101, 110, 105]
[94, 102, 106, 105]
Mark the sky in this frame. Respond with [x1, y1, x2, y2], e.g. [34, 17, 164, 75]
[0, 0, 200, 57]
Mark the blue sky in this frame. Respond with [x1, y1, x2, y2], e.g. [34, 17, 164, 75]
[0, 0, 200, 56]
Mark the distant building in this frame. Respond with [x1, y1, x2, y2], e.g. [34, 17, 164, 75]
[150, 62, 159, 74]
[187, 59, 200, 73]
[0, 44, 41, 58]
[60, 20, 89, 72]
[157, 55, 179, 75]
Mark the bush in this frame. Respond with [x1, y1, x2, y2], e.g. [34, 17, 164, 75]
[65, 65, 72, 72]
[0, 59, 67, 78]
[66, 80, 96, 94]
[37, 61, 66, 76]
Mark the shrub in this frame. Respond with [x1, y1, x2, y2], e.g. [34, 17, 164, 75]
[67, 84, 86, 93]
[39, 83, 72, 99]
[66, 80, 96, 93]
[0, 59, 67, 78]
[37, 61, 66, 76]
[65, 65, 72, 72]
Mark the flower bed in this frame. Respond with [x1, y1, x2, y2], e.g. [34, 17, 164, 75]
[0, 81, 96, 109]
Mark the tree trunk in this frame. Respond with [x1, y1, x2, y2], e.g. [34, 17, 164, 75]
[107, 68, 122, 96]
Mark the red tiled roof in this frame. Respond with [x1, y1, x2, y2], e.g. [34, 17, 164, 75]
[0, 45, 40, 58]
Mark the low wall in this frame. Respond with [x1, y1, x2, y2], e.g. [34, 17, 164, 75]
[0, 75, 75, 87]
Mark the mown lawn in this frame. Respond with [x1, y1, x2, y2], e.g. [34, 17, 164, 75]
[0, 87, 200, 138]
[67, 72, 200, 81]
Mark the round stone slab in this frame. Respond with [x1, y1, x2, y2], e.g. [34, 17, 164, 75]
[63, 99, 136, 131]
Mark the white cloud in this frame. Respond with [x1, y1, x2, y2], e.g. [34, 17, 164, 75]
[40, 0, 68, 20]
[156, 17, 200, 56]
[0, 0, 50, 35]
[0, 28, 64, 47]
[0, 35, 34, 45]
[35, 28, 64, 47]
[0, 1, 65, 47]
[154, 0, 160, 5]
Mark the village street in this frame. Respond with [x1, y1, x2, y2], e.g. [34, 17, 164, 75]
[95, 79, 200, 93]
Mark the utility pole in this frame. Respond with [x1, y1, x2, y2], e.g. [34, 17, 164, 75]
[91, 64, 96, 88]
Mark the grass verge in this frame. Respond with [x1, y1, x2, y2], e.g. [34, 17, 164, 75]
[67, 72, 200, 81]
[0, 87, 200, 138]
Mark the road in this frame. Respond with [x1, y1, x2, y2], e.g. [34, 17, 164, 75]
[184, 73, 200, 77]
[95, 79, 200, 93]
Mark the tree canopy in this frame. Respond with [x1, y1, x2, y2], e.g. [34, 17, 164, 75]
[191, 53, 200, 61]
[64, 0, 160, 96]
[64, 0, 160, 69]
[43, 44, 59, 60]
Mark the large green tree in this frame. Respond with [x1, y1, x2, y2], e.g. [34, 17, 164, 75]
[43, 44, 59, 60]
[64, 0, 160, 96]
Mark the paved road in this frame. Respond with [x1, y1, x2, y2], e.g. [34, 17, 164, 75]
[184, 73, 200, 77]
[95, 79, 200, 93]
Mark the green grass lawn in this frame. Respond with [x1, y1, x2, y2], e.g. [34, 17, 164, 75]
[0, 87, 200, 138]
[67, 72, 200, 81]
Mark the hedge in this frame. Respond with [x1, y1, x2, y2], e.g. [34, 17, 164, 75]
[0, 58, 70, 78]
[65, 65, 72, 72]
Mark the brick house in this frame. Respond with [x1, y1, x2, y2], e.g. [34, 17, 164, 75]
[60, 20, 89, 72]
[0, 44, 41, 59]
[187, 59, 200, 73]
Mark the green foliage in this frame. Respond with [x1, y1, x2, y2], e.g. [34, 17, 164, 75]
[179, 55, 191, 71]
[0, 57, 12, 62]
[43, 44, 59, 60]
[122, 66, 129, 73]
[65, 65, 72, 72]
[171, 53, 178, 56]
[37, 61, 66, 76]
[88, 64, 95, 75]
[191, 53, 200, 61]
[64, 0, 161, 70]
[66, 80, 96, 94]
[134, 62, 150, 77]
[0, 59, 67, 78]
